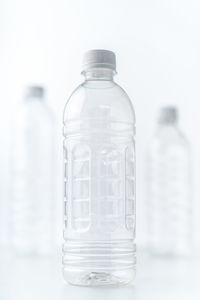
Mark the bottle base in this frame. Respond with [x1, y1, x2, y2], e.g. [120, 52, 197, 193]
[63, 239, 136, 287]
[63, 268, 135, 287]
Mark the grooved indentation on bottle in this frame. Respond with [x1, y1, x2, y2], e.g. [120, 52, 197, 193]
[97, 147, 123, 231]
[71, 144, 91, 231]
[63, 240, 136, 270]
[63, 146, 68, 227]
[125, 143, 136, 231]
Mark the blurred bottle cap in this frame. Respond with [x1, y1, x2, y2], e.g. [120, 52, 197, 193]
[25, 86, 44, 99]
[159, 106, 178, 124]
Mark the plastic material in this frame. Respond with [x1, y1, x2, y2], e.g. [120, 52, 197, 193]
[63, 50, 136, 286]
[12, 86, 56, 255]
[159, 106, 178, 124]
[82, 49, 116, 73]
[146, 107, 192, 257]
[25, 86, 44, 99]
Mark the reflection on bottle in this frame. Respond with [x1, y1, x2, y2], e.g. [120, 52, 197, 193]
[146, 106, 192, 257]
[12, 86, 56, 255]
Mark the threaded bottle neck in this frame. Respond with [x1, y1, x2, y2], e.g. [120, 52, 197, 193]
[83, 68, 115, 81]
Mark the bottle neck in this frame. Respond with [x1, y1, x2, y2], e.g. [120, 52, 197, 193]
[83, 68, 115, 81]
[157, 121, 179, 135]
[159, 120, 177, 127]
[25, 96, 44, 102]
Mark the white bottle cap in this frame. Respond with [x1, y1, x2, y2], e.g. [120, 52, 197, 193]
[82, 49, 116, 73]
[159, 106, 178, 124]
[25, 86, 44, 99]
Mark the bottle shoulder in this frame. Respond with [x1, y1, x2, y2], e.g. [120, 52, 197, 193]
[15, 100, 54, 127]
[63, 81, 135, 124]
[150, 126, 190, 151]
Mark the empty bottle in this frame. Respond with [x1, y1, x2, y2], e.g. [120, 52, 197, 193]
[12, 86, 55, 255]
[63, 50, 136, 286]
[146, 107, 192, 256]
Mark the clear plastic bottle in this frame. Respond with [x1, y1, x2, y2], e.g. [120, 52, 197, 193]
[63, 50, 136, 286]
[146, 107, 192, 257]
[12, 86, 55, 255]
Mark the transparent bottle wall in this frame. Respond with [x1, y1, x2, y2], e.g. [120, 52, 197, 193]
[12, 90, 55, 255]
[63, 70, 136, 286]
[64, 134, 135, 235]
[146, 109, 192, 257]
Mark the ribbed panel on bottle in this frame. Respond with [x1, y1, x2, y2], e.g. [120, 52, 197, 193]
[64, 119, 135, 233]
[63, 239, 136, 270]
[63, 121, 136, 284]
[125, 145, 136, 232]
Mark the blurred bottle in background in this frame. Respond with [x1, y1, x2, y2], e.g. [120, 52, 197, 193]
[11, 86, 56, 255]
[146, 106, 192, 257]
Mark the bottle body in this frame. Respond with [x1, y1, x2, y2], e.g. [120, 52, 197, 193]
[146, 115, 192, 257]
[12, 90, 55, 255]
[63, 74, 136, 286]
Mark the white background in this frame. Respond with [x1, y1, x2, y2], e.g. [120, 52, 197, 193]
[0, 0, 199, 298]
[0, 0, 199, 246]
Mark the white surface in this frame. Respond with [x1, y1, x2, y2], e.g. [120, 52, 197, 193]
[1, 251, 199, 300]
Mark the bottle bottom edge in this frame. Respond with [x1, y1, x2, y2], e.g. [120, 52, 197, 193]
[63, 268, 136, 287]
